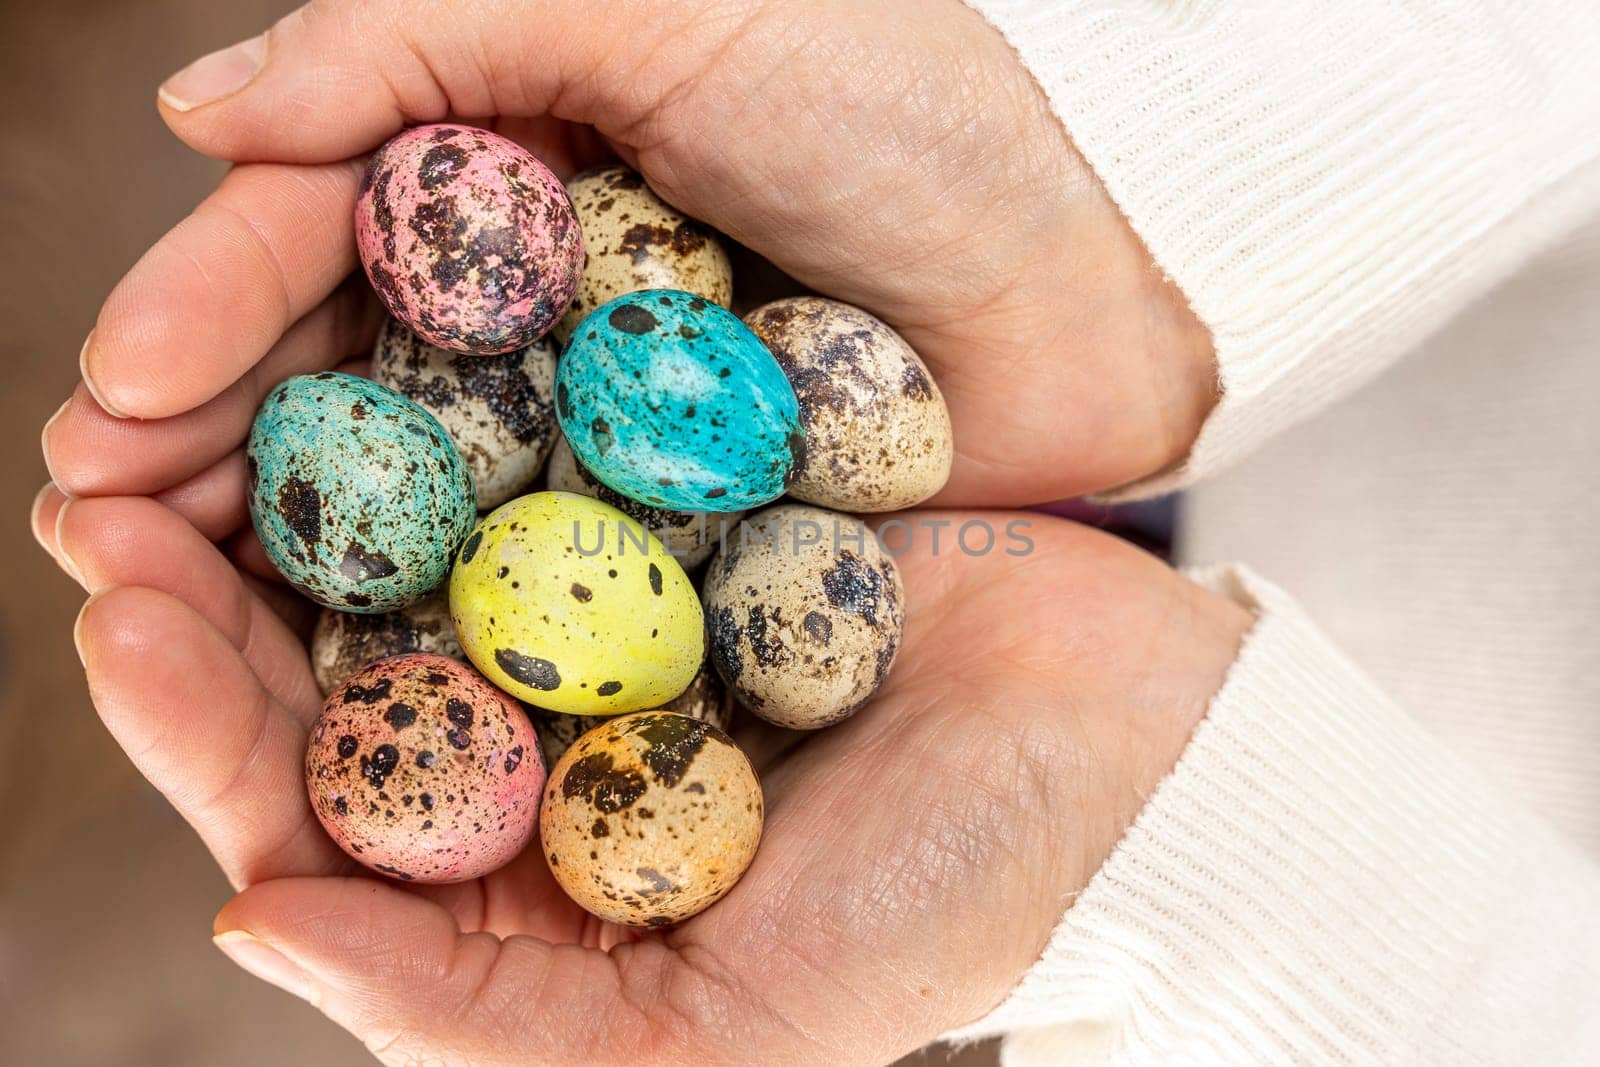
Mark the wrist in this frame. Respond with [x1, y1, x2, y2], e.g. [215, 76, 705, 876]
[1073, 568, 1254, 892]
[946, 559, 1253, 1040]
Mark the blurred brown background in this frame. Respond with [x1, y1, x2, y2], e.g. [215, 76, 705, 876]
[0, 1, 993, 1063]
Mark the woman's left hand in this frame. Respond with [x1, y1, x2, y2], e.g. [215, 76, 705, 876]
[35, 486, 1246, 1063]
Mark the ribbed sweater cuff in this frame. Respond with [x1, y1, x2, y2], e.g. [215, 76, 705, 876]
[963, 1, 1600, 498]
[941, 566, 1600, 1063]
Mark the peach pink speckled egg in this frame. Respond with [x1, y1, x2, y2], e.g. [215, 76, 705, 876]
[305, 654, 545, 883]
[355, 124, 583, 355]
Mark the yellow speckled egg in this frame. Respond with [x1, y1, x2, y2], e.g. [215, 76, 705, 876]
[449, 491, 704, 714]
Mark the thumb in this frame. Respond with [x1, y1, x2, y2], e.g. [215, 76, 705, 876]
[156, 0, 741, 164]
[212, 877, 676, 1065]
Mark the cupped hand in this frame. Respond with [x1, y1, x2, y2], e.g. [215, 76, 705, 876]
[34, 1, 1250, 1062]
[44, 0, 1217, 511]
[35, 489, 1247, 1064]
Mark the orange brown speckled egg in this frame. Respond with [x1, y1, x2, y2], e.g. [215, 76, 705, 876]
[702, 504, 904, 729]
[309, 591, 464, 695]
[305, 654, 545, 883]
[744, 297, 952, 512]
[552, 166, 733, 346]
[541, 711, 762, 927]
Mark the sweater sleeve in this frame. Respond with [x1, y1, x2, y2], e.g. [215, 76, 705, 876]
[939, 566, 1600, 1064]
[962, 0, 1600, 497]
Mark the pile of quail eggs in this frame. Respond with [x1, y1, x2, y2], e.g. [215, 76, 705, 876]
[252, 123, 953, 927]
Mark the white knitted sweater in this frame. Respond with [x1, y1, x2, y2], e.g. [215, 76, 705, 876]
[948, 2, 1600, 1063]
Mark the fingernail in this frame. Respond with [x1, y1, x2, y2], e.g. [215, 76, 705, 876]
[30, 483, 58, 557]
[41, 396, 70, 482]
[78, 331, 129, 420]
[159, 33, 267, 112]
[213, 931, 321, 1007]
[55, 498, 86, 588]
[73, 588, 110, 669]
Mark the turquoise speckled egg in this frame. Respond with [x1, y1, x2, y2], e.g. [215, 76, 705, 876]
[555, 289, 804, 512]
[247, 372, 477, 613]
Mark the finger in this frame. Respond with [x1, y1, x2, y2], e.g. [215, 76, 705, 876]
[57, 495, 322, 718]
[82, 160, 363, 420]
[228, 524, 293, 586]
[242, 570, 319, 641]
[47, 275, 380, 498]
[150, 351, 389, 553]
[212, 877, 778, 1064]
[59, 340, 377, 554]
[77, 586, 346, 887]
[156, 0, 740, 162]
[43, 451, 254, 575]
[30, 482, 58, 552]
[36, 470, 253, 586]
[152, 449, 252, 543]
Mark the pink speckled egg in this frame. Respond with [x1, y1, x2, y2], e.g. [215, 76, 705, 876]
[305, 654, 545, 883]
[355, 124, 583, 355]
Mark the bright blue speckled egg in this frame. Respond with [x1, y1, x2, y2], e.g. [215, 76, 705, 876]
[555, 289, 804, 512]
[247, 372, 477, 613]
